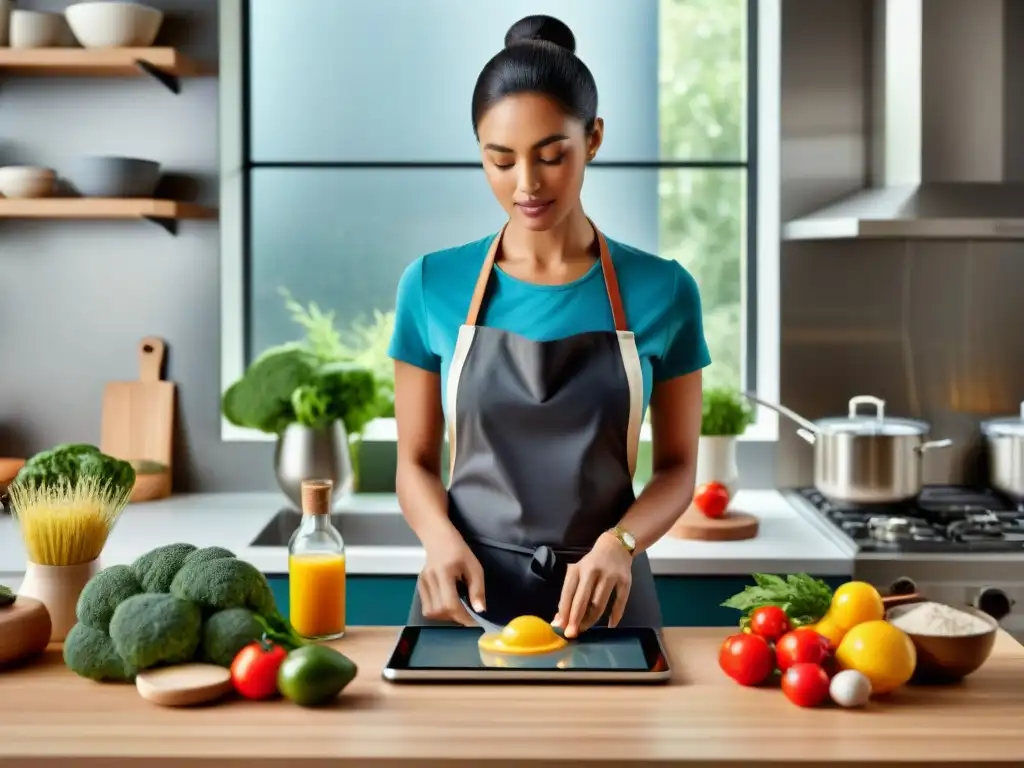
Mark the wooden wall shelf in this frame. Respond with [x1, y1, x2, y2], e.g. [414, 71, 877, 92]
[0, 198, 217, 236]
[0, 48, 214, 93]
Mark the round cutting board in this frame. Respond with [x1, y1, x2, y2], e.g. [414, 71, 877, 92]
[0, 596, 52, 667]
[669, 505, 759, 541]
[136, 664, 233, 707]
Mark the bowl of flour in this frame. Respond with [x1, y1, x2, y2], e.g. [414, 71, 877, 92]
[886, 600, 999, 683]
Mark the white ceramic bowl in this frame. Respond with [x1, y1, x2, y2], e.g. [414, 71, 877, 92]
[65, 1, 164, 48]
[9, 10, 63, 49]
[0, 166, 57, 199]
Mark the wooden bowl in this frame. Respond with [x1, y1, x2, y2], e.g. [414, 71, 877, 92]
[0, 458, 25, 493]
[130, 467, 171, 503]
[885, 601, 999, 683]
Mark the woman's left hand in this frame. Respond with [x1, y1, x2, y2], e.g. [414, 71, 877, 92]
[553, 532, 633, 638]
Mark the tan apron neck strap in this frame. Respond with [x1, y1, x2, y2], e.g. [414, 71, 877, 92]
[464, 219, 628, 332]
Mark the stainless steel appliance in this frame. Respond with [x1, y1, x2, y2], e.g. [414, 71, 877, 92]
[981, 401, 1024, 501]
[784, 485, 1024, 643]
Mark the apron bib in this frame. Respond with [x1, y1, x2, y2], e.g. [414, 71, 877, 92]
[407, 221, 662, 629]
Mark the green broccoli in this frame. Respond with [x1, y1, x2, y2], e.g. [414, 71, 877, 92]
[170, 557, 303, 649]
[76, 565, 143, 632]
[200, 608, 264, 667]
[63, 623, 135, 682]
[109, 593, 202, 670]
[221, 344, 321, 434]
[0, 584, 14, 607]
[182, 546, 236, 568]
[12, 443, 135, 498]
[130, 543, 197, 593]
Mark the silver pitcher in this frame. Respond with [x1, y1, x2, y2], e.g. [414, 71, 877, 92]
[274, 420, 354, 511]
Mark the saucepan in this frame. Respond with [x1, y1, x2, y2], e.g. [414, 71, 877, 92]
[745, 393, 953, 505]
[980, 400, 1024, 501]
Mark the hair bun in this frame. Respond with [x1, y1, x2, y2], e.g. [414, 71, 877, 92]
[504, 15, 576, 54]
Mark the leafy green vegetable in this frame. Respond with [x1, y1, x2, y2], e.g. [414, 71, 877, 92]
[76, 564, 143, 632]
[12, 443, 135, 498]
[63, 623, 136, 682]
[721, 573, 834, 629]
[109, 593, 202, 670]
[701, 387, 756, 436]
[222, 345, 322, 434]
[0, 584, 14, 607]
[200, 607, 264, 667]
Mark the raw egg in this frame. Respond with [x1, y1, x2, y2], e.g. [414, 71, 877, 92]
[477, 615, 568, 656]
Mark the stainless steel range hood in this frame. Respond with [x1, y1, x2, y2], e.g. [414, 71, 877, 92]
[783, 0, 1024, 241]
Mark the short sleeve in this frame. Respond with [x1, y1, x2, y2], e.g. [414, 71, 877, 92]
[387, 257, 442, 373]
[652, 263, 712, 382]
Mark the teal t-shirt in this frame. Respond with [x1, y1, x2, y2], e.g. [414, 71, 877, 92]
[387, 232, 712, 420]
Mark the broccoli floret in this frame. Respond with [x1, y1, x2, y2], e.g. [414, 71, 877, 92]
[108, 593, 201, 670]
[200, 608, 264, 667]
[130, 543, 197, 593]
[76, 565, 143, 632]
[169, 556, 276, 616]
[63, 623, 135, 682]
[182, 546, 236, 568]
[13, 443, 135, 498]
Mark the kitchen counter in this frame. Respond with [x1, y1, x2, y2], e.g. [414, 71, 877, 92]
[0, 627, 1022, 766]
[0, 490, 853, 582]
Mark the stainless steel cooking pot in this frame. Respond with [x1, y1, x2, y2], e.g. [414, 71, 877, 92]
[980, 400, 1024, 500]
[746, 393, 953, 504]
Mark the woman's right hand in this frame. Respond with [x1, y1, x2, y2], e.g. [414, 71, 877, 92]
[417, 529, 487, 626]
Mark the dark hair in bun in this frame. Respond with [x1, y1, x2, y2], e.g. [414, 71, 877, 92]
[471, 15, 598, 136]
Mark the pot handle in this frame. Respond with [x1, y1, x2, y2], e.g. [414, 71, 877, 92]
[916, 438, 953, 453]
[796, 428, 817, 445]
[848, 395, 885, 421]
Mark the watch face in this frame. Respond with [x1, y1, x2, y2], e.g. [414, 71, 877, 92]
[622, 531, 636, 550]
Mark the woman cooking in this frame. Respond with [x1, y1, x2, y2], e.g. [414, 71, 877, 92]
[388, 15, 711, 639]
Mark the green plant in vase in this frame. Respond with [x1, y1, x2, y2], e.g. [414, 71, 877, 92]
[695, 386, 755, 500]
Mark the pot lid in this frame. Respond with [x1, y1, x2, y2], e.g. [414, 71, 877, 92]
[815, 396, 930, 436]
[980, 401, 1024, 437]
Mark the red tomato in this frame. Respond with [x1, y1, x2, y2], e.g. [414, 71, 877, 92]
[718, 633, 774, 687]
[781, 662, 831, 708]
[230, 638, 287, 700]
[775, 627, 830, 672]
[694, 482, 730, 519]
[749, 606, 791, 642]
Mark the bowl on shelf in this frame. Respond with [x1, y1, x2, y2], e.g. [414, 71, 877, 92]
[65, 1, 164, 48]
[0, 458, 25, 493]
[9, 10, 63, 49]
[65, 155, 161, 198]
[0, 166, 57, 199]
[885, 599, 1000, 683]
[128, 459, 171, 503]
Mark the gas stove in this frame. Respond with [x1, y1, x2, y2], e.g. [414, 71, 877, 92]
[791, 485, 1024, 554]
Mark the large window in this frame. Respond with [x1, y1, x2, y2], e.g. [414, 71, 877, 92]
[220, 0, 780, 442]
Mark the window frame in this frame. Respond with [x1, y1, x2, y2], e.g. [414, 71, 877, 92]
[218, 0, 780, 444]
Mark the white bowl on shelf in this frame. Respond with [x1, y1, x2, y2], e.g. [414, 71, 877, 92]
[65, 1, 164, 48]
[9, 10, 64, 48]
[0, 166, 57, 199]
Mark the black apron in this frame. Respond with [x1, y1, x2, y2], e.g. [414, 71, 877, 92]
[408, 221, 662, 629]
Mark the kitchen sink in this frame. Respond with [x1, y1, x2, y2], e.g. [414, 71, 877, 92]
[249, 510, 421, 548]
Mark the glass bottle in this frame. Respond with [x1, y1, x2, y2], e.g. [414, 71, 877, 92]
[288, 478, 346, 640]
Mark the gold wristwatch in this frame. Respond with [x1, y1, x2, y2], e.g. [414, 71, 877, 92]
[607, 526, 637, 556]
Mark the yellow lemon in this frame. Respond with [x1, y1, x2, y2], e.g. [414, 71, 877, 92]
[809, 612, 846, 650]
[829, 581, 885, 631]
[835, 620, 917, 695]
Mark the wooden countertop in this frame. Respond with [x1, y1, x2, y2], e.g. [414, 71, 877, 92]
[0, 627, 1023, 767]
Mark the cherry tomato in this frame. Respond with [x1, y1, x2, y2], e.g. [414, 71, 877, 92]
[718, 633, 774, 686]
[694, 482, 730, 519]
[781, 662, 831, 708]
[749, 606, 791, 642]
[230, 637, 287, 700]
[775, 627, 830, 672]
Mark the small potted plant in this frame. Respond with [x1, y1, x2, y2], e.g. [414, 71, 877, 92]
[691, 387, 755, 517]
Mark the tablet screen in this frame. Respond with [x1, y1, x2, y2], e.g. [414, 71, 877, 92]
[392, 626, 663, 672]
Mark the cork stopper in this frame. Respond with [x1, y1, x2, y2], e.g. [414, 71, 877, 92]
[300, 479, 333, 516]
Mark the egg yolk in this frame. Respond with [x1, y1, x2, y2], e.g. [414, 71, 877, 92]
[477, 615, 568, 655]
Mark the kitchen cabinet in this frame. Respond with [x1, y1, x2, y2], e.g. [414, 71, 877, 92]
[266, 574, 850, 626]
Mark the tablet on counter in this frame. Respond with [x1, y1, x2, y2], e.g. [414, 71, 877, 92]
[381, 626, 672, 684]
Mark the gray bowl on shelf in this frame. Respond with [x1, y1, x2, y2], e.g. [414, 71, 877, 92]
[66, 155, 162, 198]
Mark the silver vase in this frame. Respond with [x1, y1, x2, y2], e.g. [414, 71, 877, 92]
[274, 420, 354, 511]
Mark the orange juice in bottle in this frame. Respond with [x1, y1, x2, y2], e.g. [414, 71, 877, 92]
[288, 479, 346, 640]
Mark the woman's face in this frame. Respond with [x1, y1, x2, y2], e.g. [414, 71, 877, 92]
[476, 92, 603, 232]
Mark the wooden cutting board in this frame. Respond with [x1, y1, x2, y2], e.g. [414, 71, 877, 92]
[668, 505, 760, 541]
[100, 337, 175, 474]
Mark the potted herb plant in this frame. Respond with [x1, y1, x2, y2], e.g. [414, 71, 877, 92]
[222, 290, 389, 510]
[696, 386, 756, 497]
